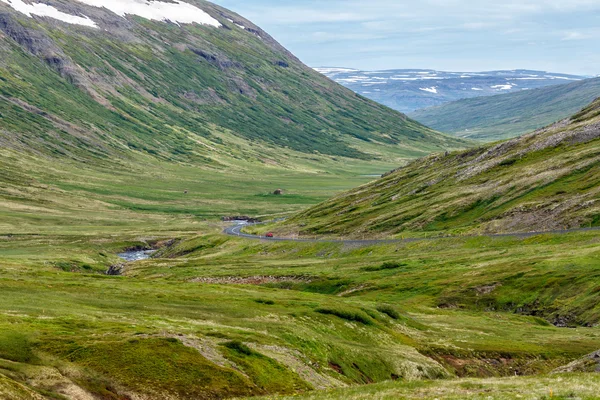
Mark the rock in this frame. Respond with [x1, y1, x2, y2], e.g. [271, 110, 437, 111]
[274, 60, 289, 68]
[553, 349, 600, 373]
[190, 47, 240, 70]
[106, 264, 124, 276]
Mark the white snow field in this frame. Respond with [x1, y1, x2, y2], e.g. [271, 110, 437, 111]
[0, 0, 221, 28]
[0, 0, 97, 27]
[76, 0, 221, 27]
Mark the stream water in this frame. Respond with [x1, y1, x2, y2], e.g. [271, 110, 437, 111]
[117, 250, 155, 262]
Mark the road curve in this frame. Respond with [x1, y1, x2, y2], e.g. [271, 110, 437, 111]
[224, 223, 600, 245]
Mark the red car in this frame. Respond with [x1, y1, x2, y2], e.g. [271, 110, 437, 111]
[265, 232, 274, 238]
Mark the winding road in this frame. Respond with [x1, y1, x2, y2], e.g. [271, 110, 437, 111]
[224, 223, 600, 245]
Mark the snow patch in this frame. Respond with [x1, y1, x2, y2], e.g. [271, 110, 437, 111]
[545, 75, 580, 80]
[419, 87, 438, 94]
[75, 0, 221, 27]
[471, 87, 483, 91]
[0, 0, 97, 27]
[491, 84, 513, 90]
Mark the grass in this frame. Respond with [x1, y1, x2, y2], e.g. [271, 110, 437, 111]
[259, 374, 600, 399]
[0, 215, 599, 398]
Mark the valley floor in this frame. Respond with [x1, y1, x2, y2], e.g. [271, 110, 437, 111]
[0, 149, 599, 399]
[1, 224, 599, 399]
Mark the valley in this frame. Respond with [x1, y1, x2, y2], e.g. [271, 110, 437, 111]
[0, 0, 598, 399]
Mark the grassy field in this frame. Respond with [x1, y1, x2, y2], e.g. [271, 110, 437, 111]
[261, 374, 600, 399]
[1, 217, 599, 398]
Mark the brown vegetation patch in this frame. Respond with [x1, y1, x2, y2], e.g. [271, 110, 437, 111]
[189, 276, 312, 285]
[474, 283, 502, 295]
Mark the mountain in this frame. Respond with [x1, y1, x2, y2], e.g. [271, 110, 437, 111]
[316, 67, 586, 114]
[0, 0, 464, 167]
[411, 77, 600, 141]
[279, 98, 600, 237]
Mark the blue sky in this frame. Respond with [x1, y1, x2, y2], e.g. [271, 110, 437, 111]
[211, 0, 600, 75]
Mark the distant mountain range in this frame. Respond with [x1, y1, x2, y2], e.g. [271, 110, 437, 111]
[315, 68, 588, 113]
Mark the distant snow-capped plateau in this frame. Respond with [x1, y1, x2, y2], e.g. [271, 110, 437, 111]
[315, 68, 587, 113]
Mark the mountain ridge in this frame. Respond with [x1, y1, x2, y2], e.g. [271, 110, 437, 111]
[411, 77, 600, 141]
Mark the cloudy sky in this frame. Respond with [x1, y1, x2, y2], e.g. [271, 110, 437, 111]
[211, 0, 600, 75]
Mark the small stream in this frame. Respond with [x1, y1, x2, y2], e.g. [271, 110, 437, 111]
[117, 250, 156, 262]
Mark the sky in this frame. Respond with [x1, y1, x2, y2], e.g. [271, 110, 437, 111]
[211, 0, 600, 75]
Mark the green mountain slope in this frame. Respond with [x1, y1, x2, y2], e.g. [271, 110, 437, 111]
[280, 98, 600, 237]
[0, 0, 463, 163]
[410, 77, 600, 141]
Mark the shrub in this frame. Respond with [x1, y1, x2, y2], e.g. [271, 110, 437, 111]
[254, 299, 275, 305]
[376, 305, 401, 320]
[362, 262, 406, 272]
[315, 306, 373, 325]
[223, 341, 254, 356]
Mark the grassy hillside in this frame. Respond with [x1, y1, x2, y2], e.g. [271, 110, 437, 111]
[410, 77, 600, 141]
[0, 0, 464, 163]
[278, 98, 600, 237]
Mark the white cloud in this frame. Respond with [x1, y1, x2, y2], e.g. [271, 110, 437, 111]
[212, 0, 600, 75]
[561, 30, 596, 41]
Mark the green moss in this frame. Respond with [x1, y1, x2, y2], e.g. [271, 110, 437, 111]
[0, 332, 35, 363]
[221, 341, 310, 394]
[47, 338, 255, 399]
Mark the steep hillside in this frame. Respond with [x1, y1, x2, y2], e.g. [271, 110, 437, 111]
[0, 0, 463, 164]
[317, 67, 586, 114]
[280, 98, 600, 237]
[411, 77, 600, 141]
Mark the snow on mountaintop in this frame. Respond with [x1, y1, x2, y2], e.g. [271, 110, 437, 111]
[0, 0, 97, 27]
[76, 0, 221, 27]
[0, 0, 221, 28]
